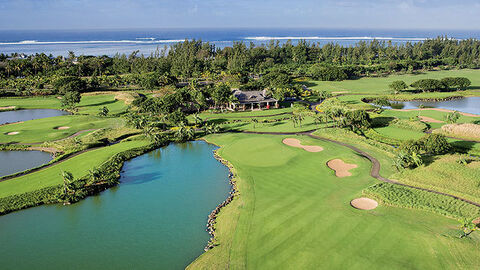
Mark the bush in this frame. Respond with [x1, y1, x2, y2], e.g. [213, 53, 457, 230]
[410, 79, 444, 92]
[389, 80, 408, 93]
[420, 134, 451, 155]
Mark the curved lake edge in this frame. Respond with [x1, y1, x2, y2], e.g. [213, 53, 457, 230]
[0, 108, 70, 126]
[0, 150, 53, 178]
[0, 138, 237, 264]
[203, 141, 238, 251]
[0, 140, 232, 269]
[362, 95, 468, 103]
[0, 147, 80, 182]
[362, 95, 480, 116]
[0, 141, 159, 216]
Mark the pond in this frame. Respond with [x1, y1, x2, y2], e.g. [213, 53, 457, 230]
[0, 150, 53, 177]
[0, 141, 230, 270]
[389, 96, 480, 115]
[0, 109, 69, 125]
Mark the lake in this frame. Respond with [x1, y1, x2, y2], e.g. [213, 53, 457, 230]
[0, 141, 230, 270]
[390, 97, 480, 115]
[0, 150, 53, 177]
[0, 109, 69, 125]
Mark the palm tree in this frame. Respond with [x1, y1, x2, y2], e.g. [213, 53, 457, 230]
[193, 113, 203, 126]
[62, 171, 74, 196]
[88, 168, 102, 184]
[459, 218, 478, 238]
[252, 119, 259, 129]
[175, 123, 194, 141]
[204, 123, 220, 134]
[290, 116, 298, 128]
[410, 152, 423, 167]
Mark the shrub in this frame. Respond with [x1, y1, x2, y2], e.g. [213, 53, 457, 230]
[420, 134, 451, 155]
[389, 80, 408, 93]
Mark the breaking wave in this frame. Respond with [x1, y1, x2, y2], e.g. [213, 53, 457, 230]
[0, 39, 185, 45]
[244, 36, 428, 41]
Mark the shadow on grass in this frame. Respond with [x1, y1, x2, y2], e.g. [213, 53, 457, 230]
[451, 140, 477, 154]
[371, 117, 396, 128]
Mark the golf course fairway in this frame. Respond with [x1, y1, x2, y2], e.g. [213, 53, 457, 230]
[188, 133, 480, 269]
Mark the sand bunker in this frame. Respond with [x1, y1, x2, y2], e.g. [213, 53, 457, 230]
[7, 131, 19, 135]
[327, 159, 358, 177]
[282, 138, 323, 152]
[56, 126, 71, 130]
[351, 198, 378, 210]
[0, 106, 15, 110]
[419, 116, 443, 123]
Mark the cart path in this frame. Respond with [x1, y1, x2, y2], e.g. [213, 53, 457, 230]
[240, 130, 480, 208]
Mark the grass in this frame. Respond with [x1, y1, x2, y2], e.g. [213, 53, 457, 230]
[435, 123, 480, 141]
[0, 115, 119, 143]
[222, 115, 321, 133]
[391, 155, 480, 205]
[380, 109, 478, 128]
[365, 182, 480, 220]
[307, 69, 480, 94]
[373, 126, 425, 141]
[0, 93, 129, 115]
[0, 140, 150, 199]
[198, 107, 293, 119]
[188, 133, 480, 269]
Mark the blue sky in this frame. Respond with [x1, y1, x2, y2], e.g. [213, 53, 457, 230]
[1, 0, 480, 30]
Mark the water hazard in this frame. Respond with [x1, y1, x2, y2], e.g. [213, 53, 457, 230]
[0, 141, 230, 270]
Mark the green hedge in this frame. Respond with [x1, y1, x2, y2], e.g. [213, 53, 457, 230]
[364, 182, 480, 220]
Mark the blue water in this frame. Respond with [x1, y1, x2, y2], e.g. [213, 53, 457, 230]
[1, 28, 479, 56]
[0, 150, 52, 177]
[389, 97, 480, 115]
[0, 141, 231, 270]
[0, 109, 69, 125]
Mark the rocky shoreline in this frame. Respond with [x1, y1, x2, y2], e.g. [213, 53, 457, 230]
[204, 150, 238, 251]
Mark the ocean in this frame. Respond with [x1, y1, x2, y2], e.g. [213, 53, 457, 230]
[1, 28, 479, 56]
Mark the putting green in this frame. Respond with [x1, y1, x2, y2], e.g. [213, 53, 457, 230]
[188, 133, 480, 269]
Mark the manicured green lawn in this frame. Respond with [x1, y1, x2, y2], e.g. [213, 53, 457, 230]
[0, 94, 128, 115]
[77, 94, 129, 115]
[0, 140, 150, 198]
[198, 107, 293, 119]
[189, 133, 480, 269]
[380, 109, 479, 131]
[373, 126, 425, 141]
[223, 116, 320, 133]
[308, 69, 480, 94]
[0, 115, 118, 143]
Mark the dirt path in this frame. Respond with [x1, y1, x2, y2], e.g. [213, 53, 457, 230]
[240, 130, 480, 208]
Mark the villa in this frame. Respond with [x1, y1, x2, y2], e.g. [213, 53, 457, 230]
[231, 89, 279, 111]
